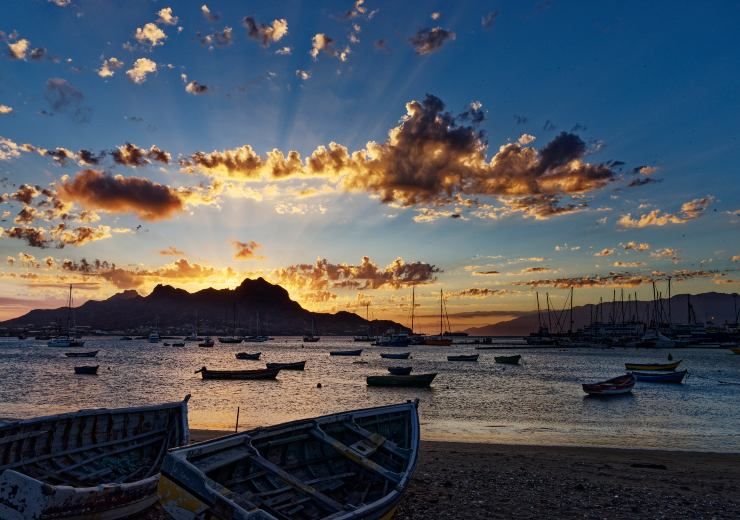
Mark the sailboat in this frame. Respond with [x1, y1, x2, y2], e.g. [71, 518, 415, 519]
[354, 302, 374, 342]
[243, 310, 269, 342]
[424, 289, 453, 346]
[218, 304, 243, 343]
[47, 285, 85, 348]
[303, 317, 320, 342]
[184, 312, 203, 341]
[148, 316, 161, 343]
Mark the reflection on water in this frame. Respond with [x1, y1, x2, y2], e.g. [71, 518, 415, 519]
[1, 337, 739, 451]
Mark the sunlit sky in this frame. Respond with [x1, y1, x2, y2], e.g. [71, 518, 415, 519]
[0, 0, 738, 331]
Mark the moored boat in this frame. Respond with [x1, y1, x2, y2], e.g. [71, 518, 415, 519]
[0, 396, 190, 520]
[367, 373, 437, 387]
[624, 360, 681, 371]
[380, 352, 410, 359]
[64, 350, 99, 358]
[582, 374, 636, 396]
[447, 354, 479, 362]
[424, 337, 453, 347]
[266, 360, 306, 370]
[388, 366, 413, 376]
[172, 342, 186, 347]
[235, 352, 261, 360]
[330, 349, 363, 356]
[47, 336, 72, 348]
[494, 354, 521, 365]
[198, 337, 215, 348]
[632, 369, 688, 383]
[159, 401, 420, 520]
[73, 365, 99, 375]
[195, 366, 280, 380]
[218, 337, 242, 344]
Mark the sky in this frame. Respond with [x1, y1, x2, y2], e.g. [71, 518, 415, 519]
[0, 0, 738, 331]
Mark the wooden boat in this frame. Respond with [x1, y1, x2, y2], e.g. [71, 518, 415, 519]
[64, 350, 99, 358]
[632, 369, 688, 383]
[218, 337, 243, 344]
[172, 342, 186, 347]
[388, 366, 412, 376]
[330, 349, 363, 356]
[303, 335, 321, 343]
[0, 395, 190, 519]
[494, 354, 521, 365]
[582, 374, 636, 396]
[235, 352, 261, 360]
[198, 337, 215, 348]
[74, 365, 99, 375]
[380, 352, 410, 360]
[447, 354, 479, 362]
[367, 373, 437, 388]
[195, 366, 279, 380]
[159, 401, 420, 520]
[624, 360, 681, 371]
[266, 360, 306, 370]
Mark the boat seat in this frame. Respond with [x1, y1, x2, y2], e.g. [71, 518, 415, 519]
[343, 421, 410, 460]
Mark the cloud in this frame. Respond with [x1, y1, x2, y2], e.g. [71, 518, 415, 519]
[431, 12, 441, 20]
[48, 0, 71, 6]
[126, 58, 157, 84]
[185, 81, 208, 95]
[232, 240, 261, 260]
[275, 46, 291, 55]
[613, 261, 645, 267]
[243, 17, 288, 46]
[618, 196, 714, 228]
[473, 270, 500, 275]
[452, 288, 508, 298]
[633, 165, 658, 175]
[594, 248, 614, 257]
[731, 255, 740, 263]
[622, 241, 650, 251]
[481, 11, 499, 28]
[628, 177, 660, 187]
[135, 23, 167, 47]
[409, 27, 455, 55]
[522, 266, 551, 273]
[97, 57, 124, 78]
[295, 69, 311, 80]
[44, 78, 90, 122]
[650, 248, 679, 260]
[159, 246, 184, 256]
[157, 7, 178, 25]
[200, 27, 233, 48]
[310, 33, 336, 60]
[111, 143, 171, 166]
[4, 226, 51, 248]
[7, 38, 30, 60]
[518, 133, 535, 145]
[57, 169, 185, 221]
[0, 104, 12, 115]
[201, 4, 219, 22]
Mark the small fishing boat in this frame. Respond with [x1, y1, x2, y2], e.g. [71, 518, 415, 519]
[303, 318, 320, 342]
[198, 337, 215, 348]
[367, 373, 437, 387]
[47, 336, 72, 348]
[266, 360, 307, 370]
[624, 360, 681, 371]
[73, 365, 99, 375]
[380, 352, 411, 359]
[64, 350, 99, 358]
[172, 341, 186, 347]
[582, 374, 636, 396]
[195, 366, 280, 380]
[372, 334, 411, 347]
[494, 354, 521, 365]
[632, 369, 688, 383]
[243, 335, 269, 343]
[120, 335, 133, 340]
[159, 401, 420, 520]
[447, 354, 479, 362]
[235, 352, 261, 360]
[0, 396, 190, 519]
[330, 349, 363, 356]
[388, 366, 413, 376]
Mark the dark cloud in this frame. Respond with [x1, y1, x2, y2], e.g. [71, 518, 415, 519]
[242, 17, 288, 47]
[409, 27, 456, 55]
[199, 27, 233, 48]
[11, 184, 40, 205]
[628, 177, 661, 187]
[30, 47, 46, 60]
[159, 246, 184, 256]
[44, 78, 91, 122]
[185, 81, 208, 95]
[512, 269, 720, 289]
[111, 143, 171, 166]
[232, 240, 261, 260]
[452, 288, 509, 298]
[514, 114, 528, 125]
[481, 11, 499, 28]
[5, 226, 51, 248]
[543, 120, 556, 131]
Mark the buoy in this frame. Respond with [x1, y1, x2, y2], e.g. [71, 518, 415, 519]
[316, 383, 322, 388]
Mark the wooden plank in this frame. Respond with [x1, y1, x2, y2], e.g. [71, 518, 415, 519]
[342, 421, 410, 459]
[0, 430, 49, 446]
[255, 472, 355, 498]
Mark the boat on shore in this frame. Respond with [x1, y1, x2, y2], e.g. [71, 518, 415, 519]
[625, 360, 681, 371]
[388, 366, 413, 375]
[266, 360, 306, 370]
[0, 396, 190, 520]
[330, 349, 363, 356]
[582, 374, 636, 396]
[171, 341, 185, 347]
[447, 354, 479, 362]
[195, 366, 280, 380]
[494, 354, 521, 365]
[632, 369, 688, 383]
[159, 401, 420, 520]
[380, 352, 411, 359]
[235, 352, 261, 360]
[367, 373, 437, 387]
[73, 365, 99, 375]
[198, 337, 215, 348]
[64, 350, 99, 358]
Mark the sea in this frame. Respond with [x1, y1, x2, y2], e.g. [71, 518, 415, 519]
[1, 336, 739, 452]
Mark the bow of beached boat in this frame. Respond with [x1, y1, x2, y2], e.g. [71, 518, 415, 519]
[159, 401, 420, 520]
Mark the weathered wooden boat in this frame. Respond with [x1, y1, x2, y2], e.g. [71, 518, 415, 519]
[624, 360, 681, 371]
[0, 395, 190, 519]
[380, 352, 410, 360]
[74, 365, 99, 375]
[195, 367, 280, 380]
[159, 401, 420, 520]
[236, 352, 262, 360]
[366, 373, 437, 388]
[447, 354, 479, 362]
[330, 349, 363, 356]
[582, 374, 636, 396]
[266, 361, 306, 371]
[494, 354, 521, 365]
[64, 350, 99, 358]
[387, 366, 412, 376]
[632, 369, 688, 383]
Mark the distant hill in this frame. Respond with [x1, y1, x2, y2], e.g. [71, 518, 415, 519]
[464, 292, 739, 336]
[1, 277, 408, 335]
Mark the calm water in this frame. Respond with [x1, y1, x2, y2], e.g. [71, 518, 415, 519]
[1, 337, 739, 452]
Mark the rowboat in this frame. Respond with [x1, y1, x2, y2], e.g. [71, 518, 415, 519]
[624, 360, 681, 371]
[159, 401, 420, 520]
[64, 350, 99, 358]
[387, 366, 413, 376]
[74, 365, 99, 375]
[236, 352, 261, 360]
[198, 337, 215, 348]
[582, 374, 636, 396]
[330, 349, 363, 356]
[266, 361, 306, 370]
[367, 373, 437, 387]
[303, 335, 321, 342]
[447, 354, 479, 362]
[0, 395, 190, 520]
[632, 369, 688, 383]
[380, 352, 410, 359]
[172, 342, 186, 347]
[494, 354, 521, 365]
[195, 367, 280, 380]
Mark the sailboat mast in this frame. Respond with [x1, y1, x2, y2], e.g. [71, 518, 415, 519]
[569, 287, 574, 334]
[411, 287, 415, 335]
[667, 277, 672, 326]
[536, 292, 542, 330]
[67, 283, 72, 335]
[439, 289, 443, 337]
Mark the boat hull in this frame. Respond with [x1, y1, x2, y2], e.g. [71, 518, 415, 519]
[632, 369, 688, 383]
[380, 352, 410, 359]
[64, 350, 99, 358]
[494, 355, 521, 365]
[424, 339, 452, 346]
[330, 349, 363, 356]
[367, 373, 437, 387]
[582, 374, 636, 396]
[74, 365, 99, 375]
[196, 368, 280, 380]
[447, 354, 479, 362]
[387, 366, 412, 376]
[624, 360, 681, 371]
[265, 361, 306, 370]
[235, 352, 261, 360]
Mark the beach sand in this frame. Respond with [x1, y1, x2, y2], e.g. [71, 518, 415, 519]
[143, 430, 740, 519]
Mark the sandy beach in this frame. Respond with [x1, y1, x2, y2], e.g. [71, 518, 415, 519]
[142, 430, 740, 519]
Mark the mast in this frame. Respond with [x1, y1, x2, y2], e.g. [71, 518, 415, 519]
[67, 283, 72, 336]
[667, 277, 672, 327]
[439, 289, 443, 337]
[536, 291, 542, 330]
[569, 287, 574, 333]
[546, 292, 552, 332]
[411, 287, 415, 334]
[366, 302, 371, 336]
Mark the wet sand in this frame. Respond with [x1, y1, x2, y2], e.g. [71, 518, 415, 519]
[144, 430, 740, 519]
